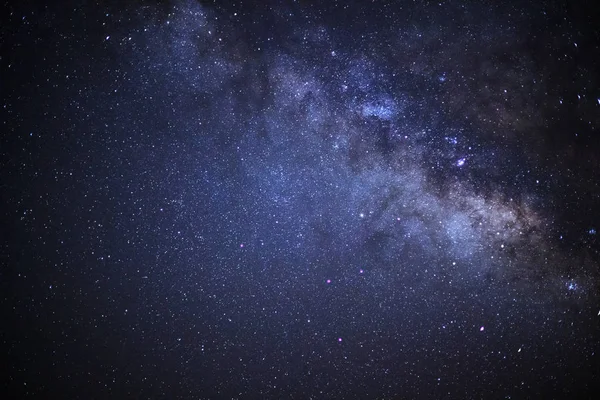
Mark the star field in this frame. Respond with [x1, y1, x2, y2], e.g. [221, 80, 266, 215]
[2, 1, 600, 398]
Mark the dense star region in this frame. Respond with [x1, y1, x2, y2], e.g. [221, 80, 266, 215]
[2, 0, 600, 398]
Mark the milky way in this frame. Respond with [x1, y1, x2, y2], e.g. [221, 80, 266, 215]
[3, 1, 600, 398]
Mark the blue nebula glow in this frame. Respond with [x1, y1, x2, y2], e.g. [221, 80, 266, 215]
[361, 97, 397, 120]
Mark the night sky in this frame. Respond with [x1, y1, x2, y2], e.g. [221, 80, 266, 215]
[2, 0, 600, 398]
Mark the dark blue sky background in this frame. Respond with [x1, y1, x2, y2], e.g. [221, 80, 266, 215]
[2, 1, 600, 398]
